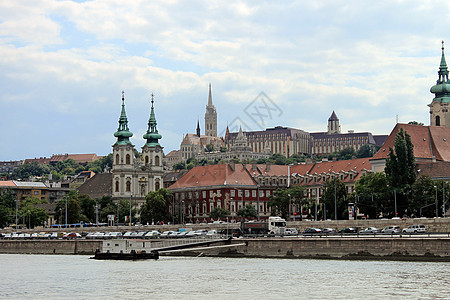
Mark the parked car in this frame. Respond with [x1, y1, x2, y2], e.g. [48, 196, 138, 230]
[160, 231, 177, 238]
[402, 224, 426, 233]
[284, 228, 299, 236]
[63, 232, 81, 239]
[359, 227, 380, 234]
[302, 228, 322, 235]
[206, 230, 218, 236]
[107, 232, 123, 239]
[339, 227, 357, 234]
[194, 229, 208, 236]
[381, 226, 401, 234]
[144, 231, 160, 239]
[322, 228, 336, 234]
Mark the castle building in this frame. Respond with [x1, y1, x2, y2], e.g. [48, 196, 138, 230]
[429, 41, 450, 127]
[225, 126, 312, 157]
[111, 92, 164, 206]
[310, 111, 387, 156]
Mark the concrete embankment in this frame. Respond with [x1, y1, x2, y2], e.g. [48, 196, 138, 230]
[1, 237, 450, 261]
[163, 237, 450, 261]
[0, 240, 101, 255]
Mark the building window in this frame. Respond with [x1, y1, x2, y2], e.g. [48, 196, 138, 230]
[252, 190, 256, 197]
[145, 156, 149, 165]
[155, 156, 160, 166]
[230, 190, 235, 197]
[126, 154, 130, 164]
[155, 181, 160, 191]
[126, 181, 131, 192]
[115, 154, 119, 165]
[436, 115, 441, 126]
[245, 190, 250, 197]
[115, 181, 119, 192]
[202, 191, 206, 198]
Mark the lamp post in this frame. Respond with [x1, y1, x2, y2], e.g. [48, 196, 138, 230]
[257, 184, 260, 221]
[129, 192, 132, 226]
[95, 202, 99, 225]
[15, 200, 18, 229]
[434, 185, 438, 218]
[116, 202, 119, 227]
[334, 180, 337, 220]
[394, 189, 397, 217]
[65, 196, 68, 228]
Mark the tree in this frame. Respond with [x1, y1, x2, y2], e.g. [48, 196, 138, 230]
[19, 197, 48, 228]
[408, 121, 424, 126]
[321, 178, 347, 220]
[0, 189, 16, 227]
[237, 204, 257, 219]
[140, 189, 172, 224]
[78, 194, 96, 222]
[356, 144, 380, 158]
[210, 207, 230, 220]
[354, 172, 391, 218]
[268, 185, 306, 220]
[87, 153, 113, 173]
[410, 176, 450, 218]
[385, 128, 416, 217]
[205, 144, 214, 152]
[12, 162, 50, 180]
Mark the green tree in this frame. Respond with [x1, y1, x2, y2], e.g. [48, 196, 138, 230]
[356, 144, 380, 158]
[87, 153, 113, 173]
[140, 188, 172, 224]
[205, 144, 214, 152]
[12, 162, 50, 180]
[385, 128, 416, 217]
[173, 162, 186, 170]
[237, 204, 257, 219]
[0, 189, 16, 227]
[55, 191, 82, 224]
[321, 178, 347, 220]
[268, 153, 288, 165]
[410, 176, 450, 218]
[19, 197, 48, 228]
[354, 172, 391, 218]
[78, 194, 96, 222]
[210, 207, 230, 220]
[408, 121, 424, 126]
[268, 185, 306, 220]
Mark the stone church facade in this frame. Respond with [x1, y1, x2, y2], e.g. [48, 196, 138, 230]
[111, 92, 164, 207]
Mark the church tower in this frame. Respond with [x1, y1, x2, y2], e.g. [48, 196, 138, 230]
[429, 41, 450, 127]
[112, 91, 136, 197]
[205, 83, 217, 137]
[327, 111, 341, 134]
[141, 94, 164, 191]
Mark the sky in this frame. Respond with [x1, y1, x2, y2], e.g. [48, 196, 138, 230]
[0, 0, 449, 161]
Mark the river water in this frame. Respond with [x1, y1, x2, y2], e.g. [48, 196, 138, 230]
[0, 254, 449, 299]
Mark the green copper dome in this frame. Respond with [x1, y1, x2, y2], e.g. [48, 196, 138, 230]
[430, 41, 450, 104]
[114, 91, 133, 145]
[143, 94, 162, 147]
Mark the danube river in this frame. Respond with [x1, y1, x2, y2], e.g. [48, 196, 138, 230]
[1, 254, 449, 299]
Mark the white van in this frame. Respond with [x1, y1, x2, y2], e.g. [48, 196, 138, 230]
[402, 224, 426, 233]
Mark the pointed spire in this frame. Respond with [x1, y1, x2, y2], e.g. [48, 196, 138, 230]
[207, 83, 213, 107]
[430, 41, 450, 104]
[143, 93, 162, 147]
[196, 119, 201, 137]
[114, 91, 133, 145]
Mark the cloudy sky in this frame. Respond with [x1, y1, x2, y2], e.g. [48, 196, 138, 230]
[0, 0, 448, 161]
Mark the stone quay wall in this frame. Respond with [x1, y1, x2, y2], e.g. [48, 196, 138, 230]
[164, 237, 450, 261]
[0, 240, 102, 255]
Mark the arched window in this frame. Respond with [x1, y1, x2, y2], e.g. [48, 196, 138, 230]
[115, 181, 119, 192]
[145, 156, 149, 165]
[115, 154, 119, 165]
[436, 115, 441, 126]
[155, 181, 160, 191]
[126, 154, 130, 164]
[126, 181, 131, 192]
[155, 156, 160, 166]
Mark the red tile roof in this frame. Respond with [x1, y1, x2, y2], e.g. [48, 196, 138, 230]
[0, 181, 16, 187]
[372, 123, 450, 161]
[169, 163, 255, 190]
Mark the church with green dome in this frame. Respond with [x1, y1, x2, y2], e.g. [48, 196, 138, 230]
[429, 41, 450, 127]
[111, 92, 164, 208]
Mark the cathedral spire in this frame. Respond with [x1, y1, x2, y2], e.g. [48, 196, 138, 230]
[143, 93, 162, 147]
[438, 40, 449, 84]
[196, 119, 201, 137]
[114, 91, 133, 145]
[208, 83, 213, 107]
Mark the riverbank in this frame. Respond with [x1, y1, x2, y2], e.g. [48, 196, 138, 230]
[1, 237, 449, 261]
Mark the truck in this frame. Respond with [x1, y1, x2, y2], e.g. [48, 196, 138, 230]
[241, 216, 287, 235]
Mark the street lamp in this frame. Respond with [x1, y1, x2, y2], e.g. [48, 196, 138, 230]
[65, 196, 68, 228]
[334, 180, 337, 220]
[129, 192, 132, 226]
[15, 200, 18, 230]
[95, 202, 99, 225]
[257, 184, 260, 221]
[434, 186, 438, 218]
[28, 210, 30, 229]
[394, 188, 397, 217]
